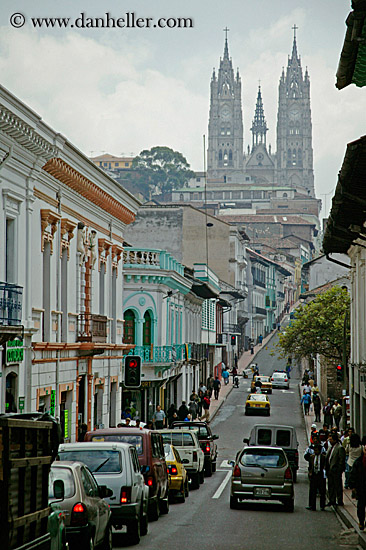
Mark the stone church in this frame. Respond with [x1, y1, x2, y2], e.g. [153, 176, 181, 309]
[207, 28, 315, 199]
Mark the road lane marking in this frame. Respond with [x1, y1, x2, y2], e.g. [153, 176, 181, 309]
[220, 460, 233, 468]
[212, 470, 231, 499]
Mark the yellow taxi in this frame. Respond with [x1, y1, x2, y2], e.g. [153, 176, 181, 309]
[164, 444, 189, 503]
[245, 393, 271, 416]
[250, 375, 273, 394]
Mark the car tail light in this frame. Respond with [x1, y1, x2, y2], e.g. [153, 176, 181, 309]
[205, 444, 210, 453]
[271, 378, 274, 381]
[265, 403, 270, 407]
[71, 502, 88, 526]
[193, 451, 197, 462]
[171, 466, 178, 475]
[233, 465, 241, 478]
[147, 477, 154, 487]
[284, 467, 292, 480]
[120, 487, 132, 504]
[284, 378, 288, 382]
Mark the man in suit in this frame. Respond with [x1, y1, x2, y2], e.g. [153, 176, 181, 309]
[306, 444, 326, 511]
[325, 432, 346, 506]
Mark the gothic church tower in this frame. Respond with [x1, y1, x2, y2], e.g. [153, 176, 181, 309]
[276, 26, 315, 196]
[207, 31, 244, 182]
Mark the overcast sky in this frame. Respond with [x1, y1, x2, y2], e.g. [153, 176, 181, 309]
[0, 0, 364, 217]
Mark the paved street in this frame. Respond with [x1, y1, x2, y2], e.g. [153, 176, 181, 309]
[114, 334, 357, 550]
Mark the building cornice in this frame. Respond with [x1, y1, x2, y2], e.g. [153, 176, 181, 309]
[43, 157, 136, 225]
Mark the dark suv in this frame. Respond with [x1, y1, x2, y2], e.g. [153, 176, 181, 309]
[171, 421, 219, 476]
[85, 427, 169, 521]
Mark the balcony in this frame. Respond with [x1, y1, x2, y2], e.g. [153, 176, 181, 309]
[277, 291, 285, 300]
[253, 278, 266, 289]
[77, 313, 108, 343]
[255, 307, 267, 316]
[0, 282, 23, 326]
[128, 344, 192, 363]
[223, 323, 241, 334]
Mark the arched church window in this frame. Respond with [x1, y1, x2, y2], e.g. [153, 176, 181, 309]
[226, 126, 231, 135]
[287, 149, 292, 167]
[223, 150, 228, 166]
[292, 149, 297, 166]
[283, 193, 288, 198]
[221, 127, 225, 135]
[229, 150, 233, 165]
[298, 149, 303, 167]
[219, 150, 223, 167]
[179, 193, 184, 201]
[295, 126, 300, 135]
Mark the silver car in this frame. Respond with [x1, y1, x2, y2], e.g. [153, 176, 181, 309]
[229, 446, 294, 511]
[271, 372, 290, 389]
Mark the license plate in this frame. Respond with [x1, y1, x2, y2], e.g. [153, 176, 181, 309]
[254, 487, 271, 497]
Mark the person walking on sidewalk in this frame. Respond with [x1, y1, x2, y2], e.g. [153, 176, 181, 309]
[345, 432, 362, 490]
[213, 376, 221, 400]
[312, 392, 322, 423]
[222, 368, 229, 385]
[325, 432, 346, 507]
[200, 392, 211, 422]
[332, 400, 343, 430]
[349, 438, 366, 530]
[306, 444, 327, 511]
[301, 392, 312, 415]
[323, 398, 333, 428]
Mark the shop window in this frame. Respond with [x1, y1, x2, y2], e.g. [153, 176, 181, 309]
[5, 372, 18, 413]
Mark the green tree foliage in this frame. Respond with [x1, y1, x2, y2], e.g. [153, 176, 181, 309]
[277, 286, 350, 363]
[130, 146, 195, 196]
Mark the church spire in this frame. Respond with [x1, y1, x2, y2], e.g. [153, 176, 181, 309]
[291, 24, 299, 62]
[223, 27, 230, 59]
[251, 84, 268, 151]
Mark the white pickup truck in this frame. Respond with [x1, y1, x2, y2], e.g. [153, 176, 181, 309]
[157, 429, 205, 489]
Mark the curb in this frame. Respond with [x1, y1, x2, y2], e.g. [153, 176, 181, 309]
[299, 383, 366, 546]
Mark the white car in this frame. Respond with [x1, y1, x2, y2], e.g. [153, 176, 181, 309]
[271, 372, 290, 389]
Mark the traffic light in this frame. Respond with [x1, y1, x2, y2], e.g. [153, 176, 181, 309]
[336, 364, 343, 382]
[231, 335, 236, 345]
[124, 355, 141, 388]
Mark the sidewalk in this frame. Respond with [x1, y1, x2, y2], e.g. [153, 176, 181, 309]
[209, 330, 278, 422]
[301, 386, 366, 547]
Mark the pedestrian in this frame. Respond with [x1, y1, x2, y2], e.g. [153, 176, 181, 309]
[167, 403, 177, 426]
[78, 423, 88, 442]
[304, 433, 327, 462]
[169, 412, 178, 427]
[306, 444, 327, 511]
[310, 423, 318, 444]
[319, 424, 330, 451]
[188, 398, 198, 420]
[222, 368, 229, 385]
[200, 392, 211, 422]
[199, 381, 207, 394]
[213, 376, 221, 400]
[303, 382, 312, 396]
[234, 354, 238, 369]
[313, 392, 322, 423]
[178, 401, 189, 421]
[345, 432, 362, 490]
[332, 400, 343, 430]
[323, 398, 333, 428]
[255, 378, 263, 392]
[221, 361, 226, 374]
[348, 436, 366, 530]
[301, 392, 312, 415]
[325, 432, 346, 507]
[302, 370, 310, 385]
[152, 405, 166, 429]
[197, 390, 203, 417]
[124, 418, 131, 426]
[232, 365, 238, 383]
[258, 334, 263, 345]
[286, 358, 292, 379]
[207, 375, 214, 398]
[250, 339, 254, 355]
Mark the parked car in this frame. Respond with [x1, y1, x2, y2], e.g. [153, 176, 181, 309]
[84, 428, 169, 521]
[229, 446, 294, 511]
[171, 421, 219, 476]
[251, 375, 273, 394]
[157, 429, 205, 489]
[271, 372, 290, 389]
[245, 393, 271, 416]
[49, 461, 112, 550]
[164, 444, 189, 503]
[244, 424, 299, 482]
[58, 442, 149, 542]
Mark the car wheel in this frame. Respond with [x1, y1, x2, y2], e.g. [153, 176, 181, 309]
[205, 460, 213, 477]
[101, 524, 112, 550]
[212, 461, 217, 473]
[159, 496, 169, 515]
[230, 496, 240, 509]
[178, 482, 186, 503]
[184, 479, 190, 498]
[148, 499, 160, 522]
[127, 517, 141, 545]
[190, 472, 200, 490]
[140, 503, 148, 536]
[199, 469, 205, 484]
[283, 498, 294, 512]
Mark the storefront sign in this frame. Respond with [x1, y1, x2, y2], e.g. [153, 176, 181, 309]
[64, 410, 69, 439]
[50, 390, 56, 416]
[6, 339, 24, 364]
[19, 397, 25, 411]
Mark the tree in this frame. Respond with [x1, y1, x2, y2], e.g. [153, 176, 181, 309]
[130, 146, 195, 196]
[277, 286, 350, 364]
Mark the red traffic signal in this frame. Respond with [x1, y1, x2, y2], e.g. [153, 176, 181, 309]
[231, 335, 236, 345]
[124, 355, 141, 388]
[336, 364, 343, 382]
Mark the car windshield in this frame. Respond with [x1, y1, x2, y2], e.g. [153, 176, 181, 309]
[272, 373, 286, 379]
[249, 394, 267, 401]
[175, 425, 209, 438]
[164, 444, 175, 461]
[255, 376, 270, 383]
[59, 450, 122, 473]
[49, 467, 75, 499]
[90, 434, 143, 455]
[240, 449, 286, 468]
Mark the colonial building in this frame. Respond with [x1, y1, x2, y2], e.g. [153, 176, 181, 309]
[0, 84, 140, 440]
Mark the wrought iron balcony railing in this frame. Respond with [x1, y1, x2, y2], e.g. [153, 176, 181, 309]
[255, 306, 267, 316]
[0, 282, 23, 326]
[127, 343, 193, 363]
[77, 313, 108, 343]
